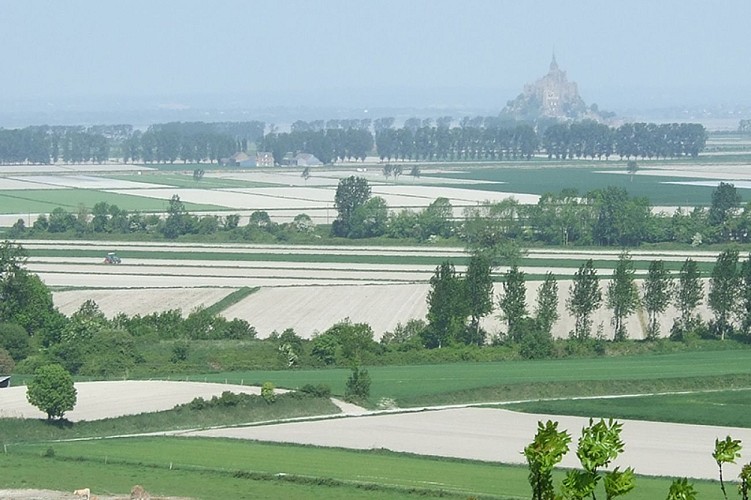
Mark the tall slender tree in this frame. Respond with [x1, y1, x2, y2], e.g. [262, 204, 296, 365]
[642, 260, 673, 340]
[606, 252, 640, 341]
[673, 258, 704, 338]
[566, 259, 602, 341]
[499, 265, 527, 341]
[463, 254, 494, 345]
[709, 249, 741, 340]
[535, 272, 559, 336]
[424, 261, 468, 348]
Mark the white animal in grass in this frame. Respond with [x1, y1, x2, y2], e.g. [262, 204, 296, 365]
[73, 488, 90, 499]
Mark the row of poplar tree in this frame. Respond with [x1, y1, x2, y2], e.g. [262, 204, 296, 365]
[423, 249, 751, 349]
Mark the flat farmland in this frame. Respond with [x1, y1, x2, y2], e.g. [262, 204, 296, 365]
[22, 240, 719, 340]
[1, 162, 747, 227]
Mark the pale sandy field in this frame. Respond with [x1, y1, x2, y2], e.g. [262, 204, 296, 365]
[53, 287, 235, 317]
[10, 175, 170, 190]
[0, 381, 264, 421]
[185, 406, 751, 480]
[28, 241, 718, 340]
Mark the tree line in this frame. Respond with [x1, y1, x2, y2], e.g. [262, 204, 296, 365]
[11, 177, 748, 249]
[0, 118, 706, 165]
[332, 176, 747, 246]
[410, 249, 751, 355]
[0, 121, 265, 165]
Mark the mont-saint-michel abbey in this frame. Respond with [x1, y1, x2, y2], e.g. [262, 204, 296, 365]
[503, 55, 609, 122]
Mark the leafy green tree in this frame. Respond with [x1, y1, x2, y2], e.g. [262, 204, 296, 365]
[709, 182, 741, 227]
[463, 254, 494, 345]
[561, 419, 635, 500]
[423, 261, 468, 348]
[462, 200, 524, 266]
[348, 197, 389, 238]
[713, 436, 742, 500]
[26, 364, 77, 420]
[499, 265, 527, 341]
[0, 241, 62, 340]
[0, 322, 31, 361]
[642, 260, 673, 340]
[672, 258, 704, 338]
[333, 176, 371, 237]
[380, 319, 426, 350]
[709, 249, 740, 340]
[419, 197, 454, 239]
[606, 252, 640, 341]
[567, 260, 602, 341]
[524, 420, 572, 500]
[535, 272, 559, 336]
[666, 478, 698, 500]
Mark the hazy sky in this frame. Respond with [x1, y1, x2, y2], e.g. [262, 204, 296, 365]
[2, 0, 750, 114]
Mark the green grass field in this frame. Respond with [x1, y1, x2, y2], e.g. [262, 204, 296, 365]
[23, 247, 716, 276]
[427, 166, 732, 206]
[185, 350, 751, 406]
[506, 388, 751, 428]
[4, 438, 722, 499]
[0, 393, 338, 444]
[0, 189, 223, 214]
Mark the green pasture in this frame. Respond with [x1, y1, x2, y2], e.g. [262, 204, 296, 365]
[0, 189, 223, 214]
[428, 166, 733, 206]
[24, 247, 714, 275]
[5, 438, 721, 499]
[0, 393, 337, 444]
[190, 350, 751, 406]
[506, 388, 751, 428]
[105, 172, 279, 189]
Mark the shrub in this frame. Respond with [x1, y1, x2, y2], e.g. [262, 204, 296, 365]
[0, 322, 31, 361]
[300, 383, 331, 398]
[345, 366, 371, 401]
[170, 341, 190, 363]
[0, 348, 15, 373]
[261, 382, 276, 403]
[215, 391, 241, 407]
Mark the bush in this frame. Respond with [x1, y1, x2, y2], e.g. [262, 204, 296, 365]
[519, 329, 555, 360]
[0, 348, 15, 373]
[0, 322, 31, 361]
[345, 366, 371, 402]
[214, 391, 241, 407]
[261, 382, 276, 403]
[300, 383, 331, 398]
[170, 341, 190, 363]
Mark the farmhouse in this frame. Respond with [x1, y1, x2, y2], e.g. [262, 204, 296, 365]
[222, 151, 275, 168]
[281, 152, 323, 166]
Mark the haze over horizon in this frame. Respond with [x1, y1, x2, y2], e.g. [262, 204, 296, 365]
[2, 0, 749, 126]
